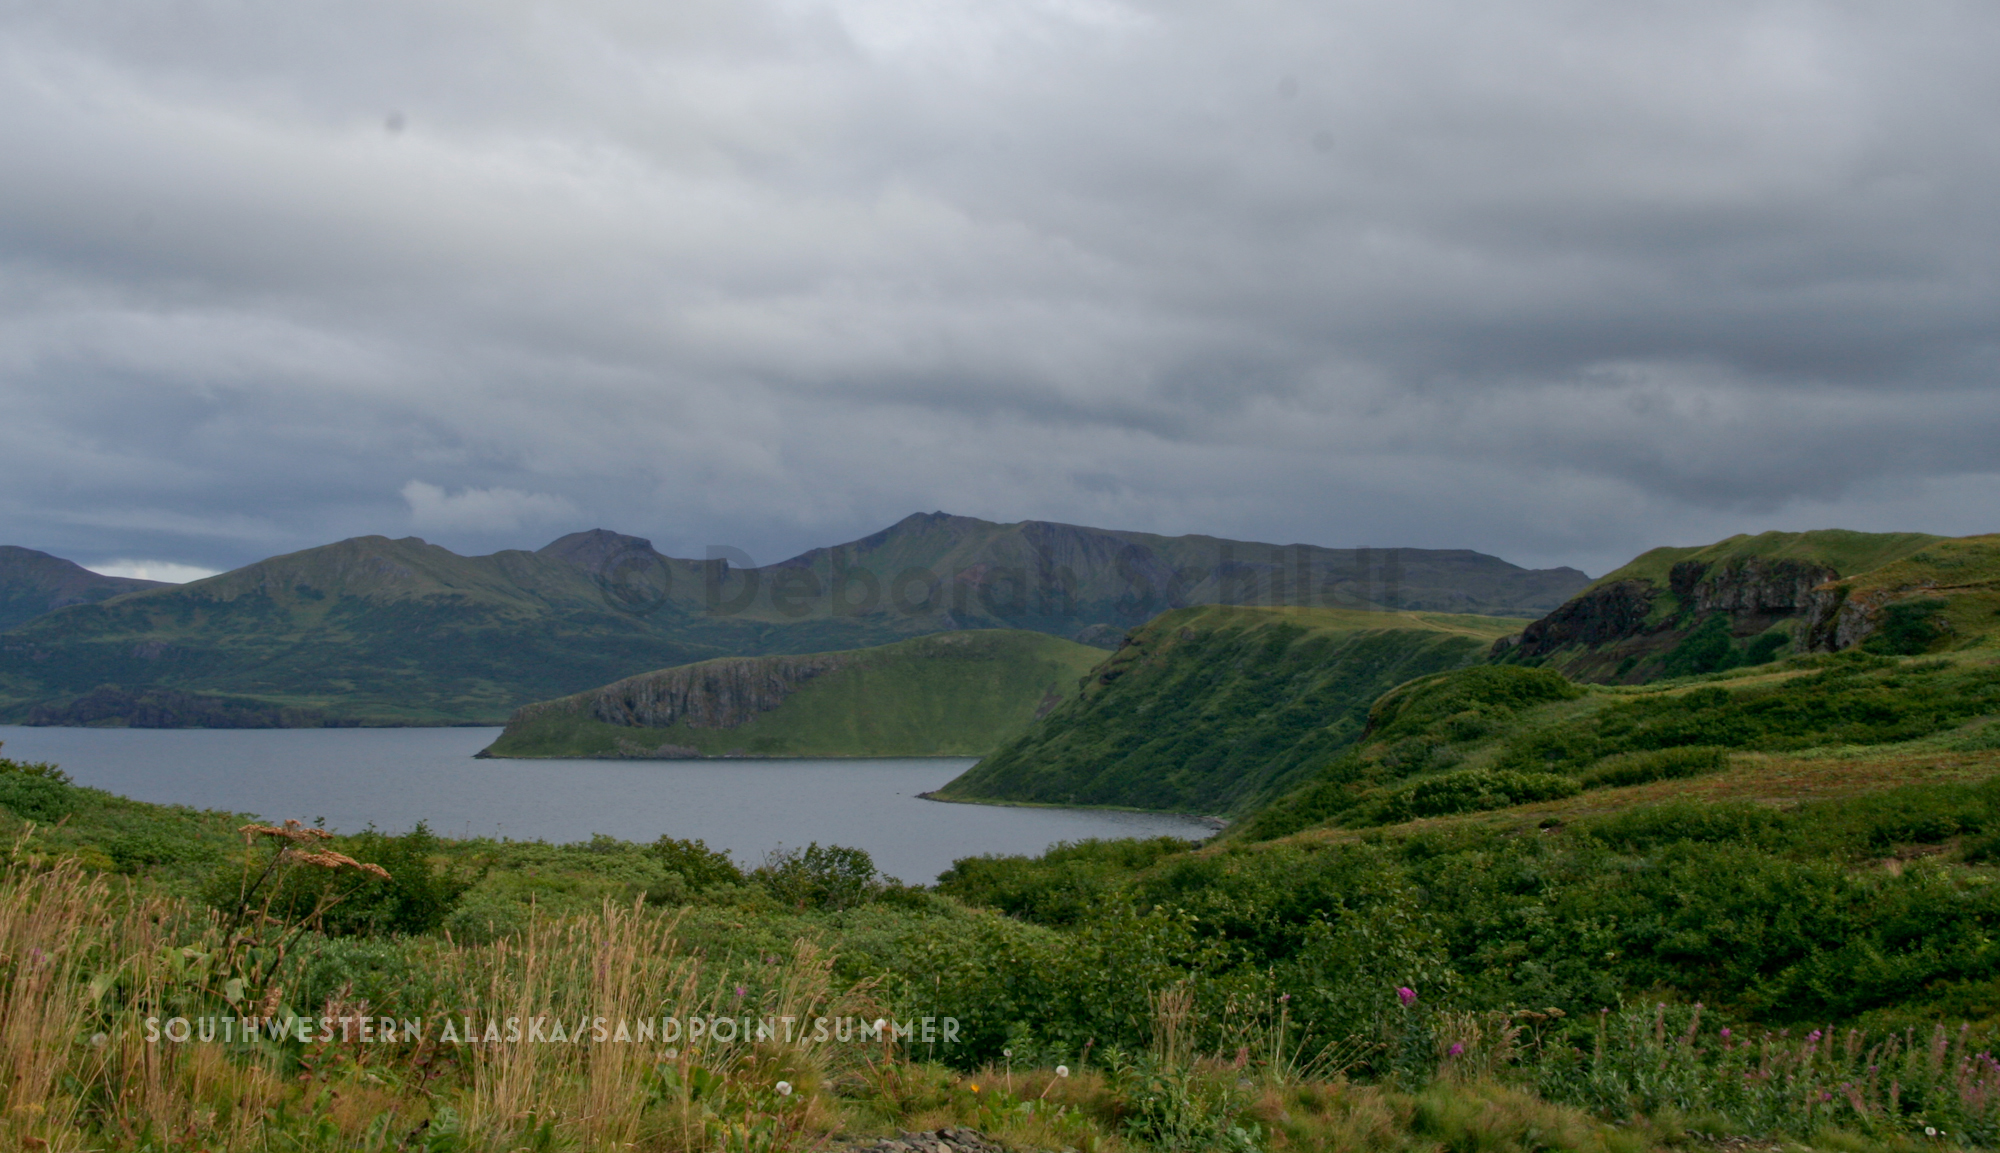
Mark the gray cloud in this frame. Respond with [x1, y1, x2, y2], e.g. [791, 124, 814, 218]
[1, 0, 1996, 579]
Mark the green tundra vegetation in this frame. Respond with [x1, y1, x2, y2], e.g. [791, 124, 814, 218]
[933, 606, 1519, 814]
[7, 530, 2000, 1150]
[12, 625, 2000, 1150]
[480, 630, 1107, 759]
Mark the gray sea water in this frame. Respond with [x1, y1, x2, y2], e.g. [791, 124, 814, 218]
[0, 725, 1212, 882]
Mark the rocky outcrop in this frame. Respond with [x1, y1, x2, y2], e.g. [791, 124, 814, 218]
[1503, 556, 1842, 670]
[1679, 558, 1838, 615]
[1802, 578, 1963, 652]
[1508, 580, 1657, 659]
[841, 1127, 1009, 1153]
[513, 653, 849, 730]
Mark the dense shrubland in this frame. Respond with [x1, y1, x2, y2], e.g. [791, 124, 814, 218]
[8, 639, 2000, 1151]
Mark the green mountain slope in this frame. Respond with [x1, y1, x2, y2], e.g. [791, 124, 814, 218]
[479, 630, 1105, 758]
[1496, 529, 1947, 683]
[0, 547, 167, 632]
[931, 605, 1519, 815]
[0, 515, 1587, 727]
[0, 534, 734, 726]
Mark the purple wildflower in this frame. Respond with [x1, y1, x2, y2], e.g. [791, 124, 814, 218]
[1397, 987, 1417, 1007]
[1448, 1043, 1464, 1056]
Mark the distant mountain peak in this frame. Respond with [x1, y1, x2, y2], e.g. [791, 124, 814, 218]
[0, 545, 168, 632]
[537, 529, 663, 577]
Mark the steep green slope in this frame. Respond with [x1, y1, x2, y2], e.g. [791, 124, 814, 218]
[1497, 529, 1947, 683]
[0, 515, 1588, 727]
[0, 546, 166, 632]
[480, 630, 1105, 758]
[932, 606, 1519, 815]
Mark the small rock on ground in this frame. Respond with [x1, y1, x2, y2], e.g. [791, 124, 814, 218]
[841, 1127, 1012, 1153]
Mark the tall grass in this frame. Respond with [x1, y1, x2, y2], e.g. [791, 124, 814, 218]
[11, 830, 1998, 1153]
[0, 839, 884, 1152]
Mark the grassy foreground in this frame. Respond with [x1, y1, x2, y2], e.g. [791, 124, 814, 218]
[11, 635, 2000, 1151]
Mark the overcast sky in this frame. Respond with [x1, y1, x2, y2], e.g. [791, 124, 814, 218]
[3, 0, 1996, 581]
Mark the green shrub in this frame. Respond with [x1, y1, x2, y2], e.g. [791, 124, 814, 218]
[935, 837, 1193, 925]
[754, 842, 883, 910]
[0, 753, 80, 823]
[1109, 1054, 1261, 1153]
[202, 821, 475, 938]
[1579, 746, 1729, 789]
[1367, 666, 1583, 741]
[1358, 769, 1580, 826]
[648, 835, 745, 890]
[1578, 801, 1792, 851]
[1660, 614, 1739, 678]
[0, 772, 77, 823]
[104, 830, 220, 873]
[1864, 598, 1950, 655]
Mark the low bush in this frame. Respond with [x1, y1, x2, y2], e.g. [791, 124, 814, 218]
[0, 751, 78, 823]
[755, 842, 885, 910]
[1578, 746, 1729, 789]
[1358, 769, 1581, 825]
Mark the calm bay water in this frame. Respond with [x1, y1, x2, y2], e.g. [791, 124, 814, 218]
[0, 725, 1212, 882]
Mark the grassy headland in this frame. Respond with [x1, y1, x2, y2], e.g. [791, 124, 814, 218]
[1504, 532, 1952, 684]
[479, 630, 1106, 759]
[933, 606, 1519, 815]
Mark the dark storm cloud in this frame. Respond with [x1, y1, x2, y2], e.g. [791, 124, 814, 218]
[1, 0, 1996, 578]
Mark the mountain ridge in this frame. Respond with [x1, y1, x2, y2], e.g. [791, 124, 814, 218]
[0, 547, 167, 633]
[0, 515, 1586, 726]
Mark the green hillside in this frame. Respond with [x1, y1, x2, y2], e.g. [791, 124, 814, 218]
[0, 546, 165, 632]
[1802, 533, 2000, 654]
[480, 630, 1106, 758]
[1241, 634, 2000, 841]
[932, 605, 1519, 815]
[1579, 529, 1942, 596]
[0, 534, 736, 725]
[0, 515, 1587, 727]
[1500, 528, 1950, 683]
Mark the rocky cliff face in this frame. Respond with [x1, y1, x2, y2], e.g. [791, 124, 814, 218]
[514, 652, 848, 731]
[1680, 558, 1838, 615]
[1801, 579, 1955, 652]
[1506, 580, 1657, 658]
[1503, 556, 1840, 678]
